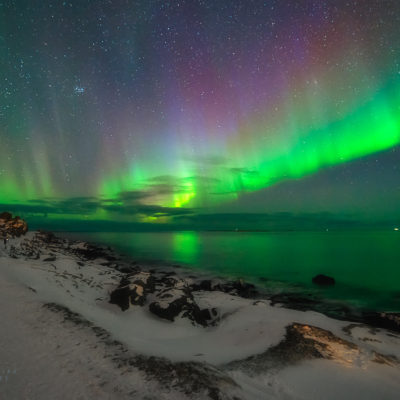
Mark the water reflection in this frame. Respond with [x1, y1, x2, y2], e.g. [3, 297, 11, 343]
[172, 231, 199, 265]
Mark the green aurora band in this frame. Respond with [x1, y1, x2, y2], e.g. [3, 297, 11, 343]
[1, 76, 400, 221]
[97, 77, 400, 215]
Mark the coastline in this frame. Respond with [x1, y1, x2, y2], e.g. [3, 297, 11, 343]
[1, 230, 400, 399]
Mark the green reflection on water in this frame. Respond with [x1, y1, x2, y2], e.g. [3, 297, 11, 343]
[172, 231, 199, 265]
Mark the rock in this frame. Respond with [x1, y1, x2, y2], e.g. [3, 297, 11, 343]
[109, 272, 156, 311]
[192, 280, 213, 291]
[362, 312, 400, 333]
[43, 256, 56, 262]
[232, 279, 258, 298]
[227, 322, 398, 372]
[194, 307, 219, 324]
[0, 211, 12, 221]
[214, 279, 258, 298]
[312, 274, 335, 286]
[191, 278, 258, 299]
[148, 276, 219, 327]
[71, 242, 115, 261]
[268, 292, 353, 322]
[0, 213, 28, 237]
[149, 291, 192, 322]
[109, 284, 131, 311]
[270, 293, 320, 310]
[36, 231, 56, 243]
[149, 291, 218, 327]
[116, 265, 138, 274]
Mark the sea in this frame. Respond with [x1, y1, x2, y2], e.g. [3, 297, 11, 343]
[63, 230, 400, 312]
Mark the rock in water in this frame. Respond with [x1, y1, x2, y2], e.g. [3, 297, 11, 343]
[0, 212, 28, 237]
[312, 274, 335, 286]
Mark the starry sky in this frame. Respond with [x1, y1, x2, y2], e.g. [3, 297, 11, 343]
[1, 0, 400, 229]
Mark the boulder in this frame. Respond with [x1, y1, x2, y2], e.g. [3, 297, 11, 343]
[110, 272, 156, 311]
[149, 289, 193, 322]
[72, 243, 114, 261]
[36, 231, 57, 243]
[191, 278, 258, 299]
[149, 286, 218, 327]
[362, 312, 400, 333]
[192, 279, 213, 291]
[110, 271, 219, 326]
[312, 274, 335, 286]
[0, 213, 28, 237]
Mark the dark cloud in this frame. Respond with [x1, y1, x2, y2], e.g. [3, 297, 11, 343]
[103, 203, 193, 217]
[0, 194, 195, 219]
[119, 191, 151, 202]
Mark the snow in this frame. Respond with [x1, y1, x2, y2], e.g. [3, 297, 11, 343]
[1, 232, 400, 399]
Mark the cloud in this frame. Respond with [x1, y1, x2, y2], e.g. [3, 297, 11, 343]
[0, 194, 195, 219]
[103, 203, 194, 217]
[118, 191, 151, 202]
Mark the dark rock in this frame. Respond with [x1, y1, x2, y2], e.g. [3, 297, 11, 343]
[214, 279, 258, 298]
[0, 213, 28, 237]
[149, 293, 192, 322]
[191, 278, 258, 299]
[0, 212, 12, 221]
[149, 280, 219, 327]
[193, 307, 219, 324]
[232, 279, 258, 298]
[192, 280, 213, 291]
[36, 231, 56, 243]
[43, 256, 56, 262]
[116, 265, 137, 274]
[312, 274, 335, 286]
[270, 294, 320, 311]
[269, 292, 353, 321]
[145, 274, 219, 326]
[109, 272, 156, 311]
[72, 244, 115, 261]
[362, 312, 400, 333]
[110, 285, 131, 311]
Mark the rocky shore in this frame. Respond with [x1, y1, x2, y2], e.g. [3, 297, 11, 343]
[1, 215, 400, 399]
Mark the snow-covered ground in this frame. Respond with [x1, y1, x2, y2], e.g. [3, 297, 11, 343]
[1, 232, 400, 399]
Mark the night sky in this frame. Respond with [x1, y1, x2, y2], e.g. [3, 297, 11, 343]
[1, 1, 400, 228]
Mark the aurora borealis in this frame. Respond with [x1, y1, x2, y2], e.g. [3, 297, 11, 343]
[1, 0, 400, 227]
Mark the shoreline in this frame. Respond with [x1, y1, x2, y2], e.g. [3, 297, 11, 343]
[1, 230, 400, 399]
[61, 230, 400, 322]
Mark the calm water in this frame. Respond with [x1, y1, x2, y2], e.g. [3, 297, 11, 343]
[64, 231, 400, 311]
